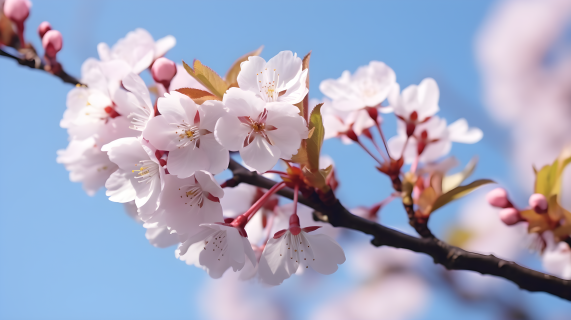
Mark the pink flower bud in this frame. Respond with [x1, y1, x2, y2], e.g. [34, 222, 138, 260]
[151, 57, 177, 89]
[486, 188, 510, 208]
[3, 0, 31, 23]
[42, 30, 62, 58]
[529, 193, 548, 214]
[38, 21, 52, 39]
[499, 207, 522, 226]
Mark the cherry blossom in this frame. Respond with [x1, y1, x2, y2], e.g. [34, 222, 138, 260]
[310, 98, 375, 144]
[237, 50, 308, 104]
[123, 201, 179, 248]
[176, 221, 256, 279]
[215, 88, 308, 173]
[114, 73, 155, 132]
[319, 61, 396, 111]
[102, 137, 165, 218]
[388, 78, 440, 137]
[61, 58, 135, 144]
[258, 213, 345, 285]
[56, 137, 118, 196]
[148, 170, 224, 236]
[143, 91, 228, 177]
[387, 116, 483, 164]
[97, 28, 176, 74]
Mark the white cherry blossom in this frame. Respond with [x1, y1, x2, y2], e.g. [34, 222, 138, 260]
[388, 78, 440, 136]
[62, 59, 135, 144]
[148, 170, 224, 236]
[56, 137, 118, 196]
[143, 91, 228, 177]
[237, 50, 308, 104]
[319, 61, 396, 111]
[215, 88, 308, 173]
[97, 28, 176, 74]
[388, 116, 483, 163]
[319, 99, 376, 144]
[258, 214, 345, 286]
[176, 221, 256, 279]
[114, 73, 155, 132]
[123, 202, 179, 248]
[102, 137, 165, 218]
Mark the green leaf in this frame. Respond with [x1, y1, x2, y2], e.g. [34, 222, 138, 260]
[306, 103, 324, 171]
[431, 179, 495, 213]
[224, 46, 263, 86]
[182, 60, 229, 99]
[535, 164, 552, 197]
[442, 156, 478, 193]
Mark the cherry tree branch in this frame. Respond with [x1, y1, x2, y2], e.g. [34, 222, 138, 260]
[0, 47, 81, 86]
[226, 158, 571, 302]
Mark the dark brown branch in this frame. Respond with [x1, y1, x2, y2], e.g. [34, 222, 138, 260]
[0, 47, 81, 86]
[226, 158, 571, 301]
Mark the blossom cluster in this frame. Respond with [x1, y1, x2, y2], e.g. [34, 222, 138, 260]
[49, 20, 489, 283]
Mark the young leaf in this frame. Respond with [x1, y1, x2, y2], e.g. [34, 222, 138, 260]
[431, 179, 495, 213]
[442, 156, 478, 193]
[175, 88, 220, 104]
[291, 142, 309, 167]
[182, 60, 229, 99]
[225, 46, 264, 86]
[295, 51, 312, 120]
[306, 103, 324, 171]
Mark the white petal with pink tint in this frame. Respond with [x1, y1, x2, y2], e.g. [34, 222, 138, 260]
[143, 92, 228, 177]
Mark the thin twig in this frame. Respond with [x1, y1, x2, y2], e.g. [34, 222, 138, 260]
[0, 47, 82, 86]
[226, 158, 571, 302]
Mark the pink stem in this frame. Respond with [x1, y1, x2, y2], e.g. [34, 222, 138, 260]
[370, 136, 389, 162]
[400, 137, 410, 160]
[375, 122, 391, 160]
[292, 183, 300, 217]
[245, 181, 286, 221]
[410, 155, 420, 173]
[357, 141, 384, 166]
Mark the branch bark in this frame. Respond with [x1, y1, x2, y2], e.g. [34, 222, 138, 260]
[226, 158, 571, 301]
[0, 47, 81, 86]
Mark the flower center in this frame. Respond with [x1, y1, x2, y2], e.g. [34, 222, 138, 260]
[128, 103, 152, 131]
[132, 160, 159, 183]
[238, 108, 278, 147]
[173, 120, 210, 149]
[257, 68, 280, 102]
[180, 185, 205, 208]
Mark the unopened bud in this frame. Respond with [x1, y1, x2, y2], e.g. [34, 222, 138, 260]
[529, 193, 548, 214]
[42, 30, 62, 58]
[486, 188, 510, 208]
[38, 21, 52, 39]
[4, 0, 31, 23]
[151, 57, 177, 90]
[499, 207, 522, 226]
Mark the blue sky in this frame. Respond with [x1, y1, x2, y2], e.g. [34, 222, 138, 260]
[1, 1, 570, 319]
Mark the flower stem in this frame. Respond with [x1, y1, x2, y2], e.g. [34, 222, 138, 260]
[244, 181, 286, 221]
[375, 122, 392, 160]
[292, 183, 300, 217]
[410, 155, 420, 173]
[357, 141, 384, 166]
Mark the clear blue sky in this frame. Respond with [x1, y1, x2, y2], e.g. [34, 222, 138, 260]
[1, 1, 569, 319]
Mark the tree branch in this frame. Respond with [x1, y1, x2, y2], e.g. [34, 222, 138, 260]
[226, 158, 571, 301]
[0, 47, 81, 86]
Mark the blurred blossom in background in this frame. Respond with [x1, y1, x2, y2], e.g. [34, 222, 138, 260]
[2, 0, 571, 319]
